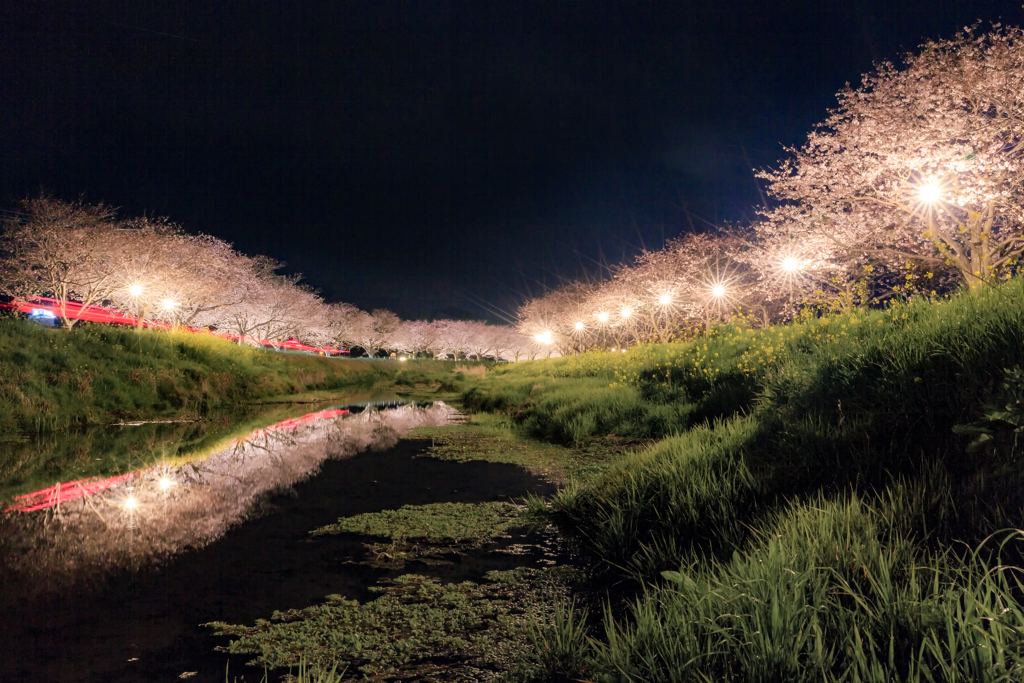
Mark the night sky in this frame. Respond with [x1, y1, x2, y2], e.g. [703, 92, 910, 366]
[2, 1, 1021, 322]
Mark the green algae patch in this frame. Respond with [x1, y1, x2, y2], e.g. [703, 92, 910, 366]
[205, 567, 581, 681]
[409, 414, 627, 484]
[313, 502, 528, 570]
[313, 502, 523, 543]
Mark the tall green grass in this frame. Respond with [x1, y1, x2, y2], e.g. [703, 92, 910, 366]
[0, 320, 383, 439]
[469, 283, 1024, 448]
[576, 494, 1024, 683]
[494, 283, 1024, 570]
[466, 282, 1024, 680]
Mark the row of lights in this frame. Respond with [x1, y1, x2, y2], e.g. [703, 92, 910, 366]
[128, 284, 178, 311]
[532, 178, 942, 348]
[534, 255, 808, 345]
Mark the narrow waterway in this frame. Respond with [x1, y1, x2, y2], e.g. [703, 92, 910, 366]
[0, 401, 557, 683]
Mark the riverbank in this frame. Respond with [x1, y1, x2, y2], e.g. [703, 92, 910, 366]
[0, 319, 466, 441]
[441, 279, 1024, 681]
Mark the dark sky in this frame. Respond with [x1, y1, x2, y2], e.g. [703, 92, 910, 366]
[2, 1, 1021, 321]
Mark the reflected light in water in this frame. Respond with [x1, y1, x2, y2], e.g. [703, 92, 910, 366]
[0, 402, 460, 579]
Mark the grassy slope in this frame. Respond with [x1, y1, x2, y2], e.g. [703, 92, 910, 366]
[458, 281, 1024, 682]
[0, 320, 392, 439]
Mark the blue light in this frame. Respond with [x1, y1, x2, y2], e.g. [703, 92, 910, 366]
[30, 308, 57, 319]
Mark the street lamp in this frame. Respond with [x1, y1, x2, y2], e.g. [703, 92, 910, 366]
[658, 293, 672, 305]
[575, 321, 584, 330]
[128, 284, 143, 297]
[597, 312, 609, 323]
[919, 183, 941, 203]
[782, 257, 800, 273]
[711, 284, 726, 298]
[620, 307, 631, 319]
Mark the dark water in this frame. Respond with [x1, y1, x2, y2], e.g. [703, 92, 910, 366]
[0, 405, 557, 683]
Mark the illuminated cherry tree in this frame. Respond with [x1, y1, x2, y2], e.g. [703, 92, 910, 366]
[757, 25, 1024, 290]
[516, 282, 597, 354]
[0, 197, 122, 327]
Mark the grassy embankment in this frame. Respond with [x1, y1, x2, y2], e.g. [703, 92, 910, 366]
[0, 319, 475, 498]
[0, 318, 471, 441]
[447, 280, 1024, 681]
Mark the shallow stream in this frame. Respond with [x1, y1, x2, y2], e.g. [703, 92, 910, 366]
[0, 399, 557, 682]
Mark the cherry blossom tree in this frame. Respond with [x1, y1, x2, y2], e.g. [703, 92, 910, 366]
[516, 281, 598, 354]
[432, 320, 474, 359]
[342, 309, 401, 357]
[0, 196, 122, 327]
[463, 322, 507, 360]
[757, 25, 1024, 291]
[104, 216, 210, 329]
[392, 319, 439, 358]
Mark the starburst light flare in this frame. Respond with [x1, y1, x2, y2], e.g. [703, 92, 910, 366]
[597, 312, 609, 323]
[918, 183, 942, 203]
[711, 284, 726, 298]
[128, 284, 143, 296]
[575, 321, 584, 330]
[621, 307, 631, 319]
[782, 257, 800, 273]
[658, 294, 671, 305]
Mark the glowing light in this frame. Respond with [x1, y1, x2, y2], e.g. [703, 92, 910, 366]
[620, 307, 631, 319]
[399, 356, 407, 361]
[711, 285, 726, 298]
[575, 321, 584, 330]
[919, 183, 941, 203]
[611, 347, 616, 351]
[622, 349, 627, 353]
[125, 496, 137, 510]
[597, 312, 609, 323]
[159, 477, 175, 491]
[659, 294, 671, 305]
[782, 257, 800, 273]
[128, 285, 143, 296]
[534, 331, 552, 344]
[161, 299, 177, 310]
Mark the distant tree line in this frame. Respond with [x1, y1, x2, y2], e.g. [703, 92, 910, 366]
[0, 196, 546, 359]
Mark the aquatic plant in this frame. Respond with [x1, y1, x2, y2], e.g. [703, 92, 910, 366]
[313, 501, 523, 543]
[206, 567, 581, 681]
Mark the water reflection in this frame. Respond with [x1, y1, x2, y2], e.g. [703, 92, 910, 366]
[0, 402, 457, 582]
